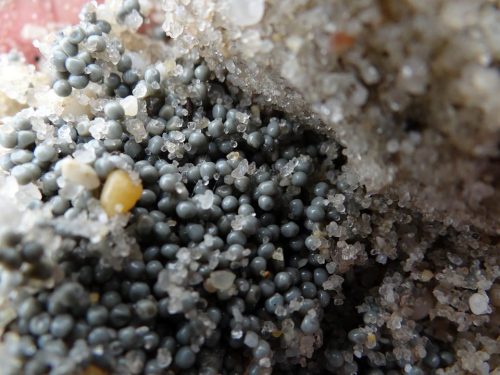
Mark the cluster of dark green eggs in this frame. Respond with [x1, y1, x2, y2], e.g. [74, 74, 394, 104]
[0, 3, 456, 375]
[52, 23, 110, 97]
[51, 0, 144, 98]
[0, 116, 51, 185]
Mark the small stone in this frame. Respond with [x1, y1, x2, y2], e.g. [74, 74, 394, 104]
[126, 119, 148, 142]
[420, 270, 434, 282]
[469, 293, 490, 315]
[198, 190, 214, 209]
[124, 9, 144, 30]
[61, 158, 100, 190]
[224, 0, 265, 27]
[132, 81, 149, 98]
[100, 169, 143, 217]
[206, 270, 236, 291]
[120, 96, 139, 116]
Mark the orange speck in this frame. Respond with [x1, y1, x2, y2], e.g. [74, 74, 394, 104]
[90, 292, 100, 304]
[271, 330, 283, 338]
[366, 332, 377, 348]
[81, 365, 108, 375]
[330, 31, 355, 53]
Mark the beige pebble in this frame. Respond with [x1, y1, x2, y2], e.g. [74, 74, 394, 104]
[420, 270, 434, 282]
[489, 284, 500, 308]
[411, 290, 434, 320]
[469, 292, 490, 315]
[61, 158, 100, 190]
[120, 95, 138, 116]
[205, 270, 236, 291]
[100, 169, 143, 217]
